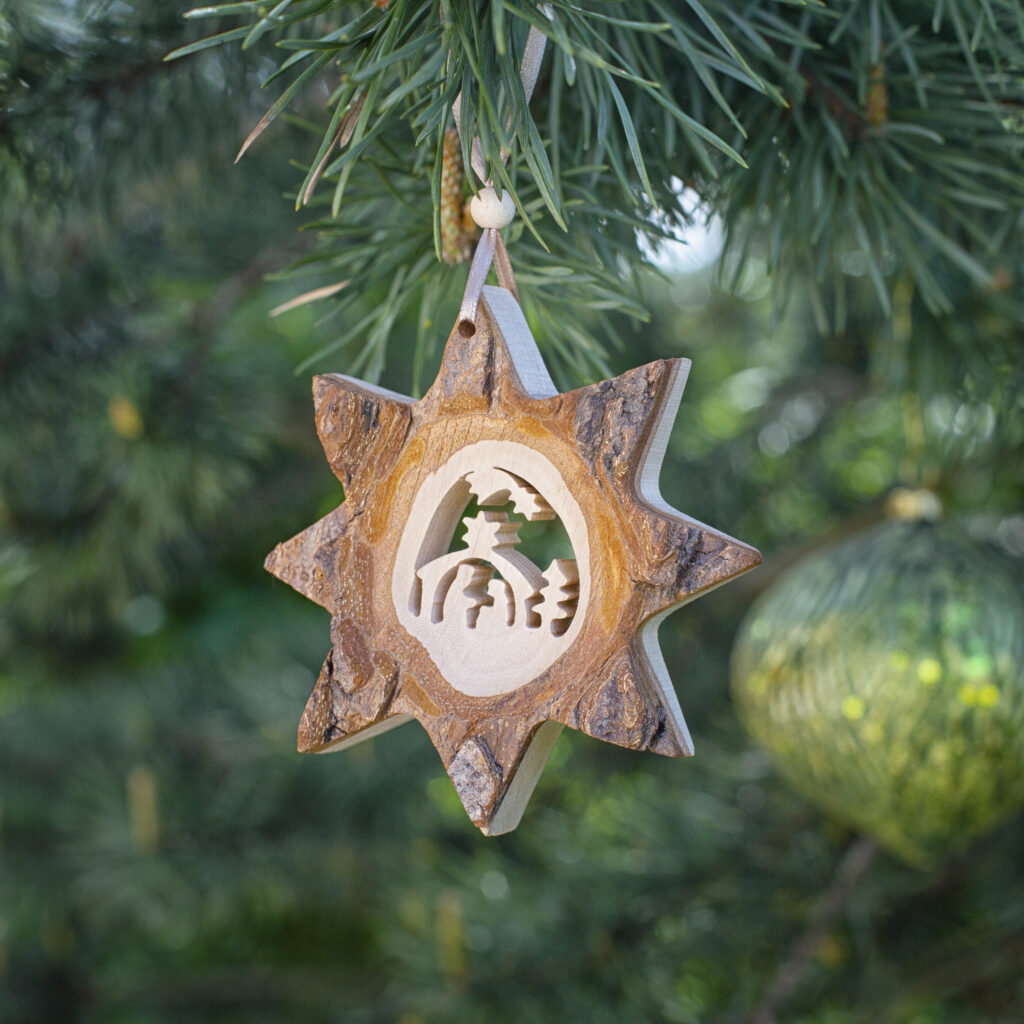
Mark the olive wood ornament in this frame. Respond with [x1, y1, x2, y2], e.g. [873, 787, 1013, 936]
[265, 286, 761, 835]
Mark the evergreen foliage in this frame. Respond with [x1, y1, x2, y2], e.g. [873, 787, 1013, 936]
[167, 0, 1024, 372]
[1, 3, 1023, 1023]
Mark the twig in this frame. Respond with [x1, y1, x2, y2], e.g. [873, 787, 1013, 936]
[748, 835, 880, 1024]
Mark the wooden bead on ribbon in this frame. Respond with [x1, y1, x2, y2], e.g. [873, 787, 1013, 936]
[453, 18, 549, 336]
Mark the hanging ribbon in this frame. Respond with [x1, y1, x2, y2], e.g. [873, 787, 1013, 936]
[452, 17, 549, 336]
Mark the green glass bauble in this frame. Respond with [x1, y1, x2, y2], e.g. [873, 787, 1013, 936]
[731, 520, 1024, 866]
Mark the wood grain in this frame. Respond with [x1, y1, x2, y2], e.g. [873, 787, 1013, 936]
[265, 286, 761, 835]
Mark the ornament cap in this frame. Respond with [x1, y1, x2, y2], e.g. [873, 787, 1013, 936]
[885, 486, 943, 522]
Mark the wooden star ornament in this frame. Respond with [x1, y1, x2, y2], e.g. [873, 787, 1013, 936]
[265, 286, 761, 835]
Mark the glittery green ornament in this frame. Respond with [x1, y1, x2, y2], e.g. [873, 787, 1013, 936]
[731, 520, 1024, 867]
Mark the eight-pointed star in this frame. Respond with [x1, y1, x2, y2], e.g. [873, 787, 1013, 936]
[265, 286, 761, 835]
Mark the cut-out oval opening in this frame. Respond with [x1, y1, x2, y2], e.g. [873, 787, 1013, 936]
[392, 442, 589, 697]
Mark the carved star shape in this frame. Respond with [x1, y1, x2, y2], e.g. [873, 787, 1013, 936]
[265, 286, 761, 834]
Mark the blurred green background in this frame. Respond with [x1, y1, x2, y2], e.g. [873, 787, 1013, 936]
[2, 5, 1023, 1023]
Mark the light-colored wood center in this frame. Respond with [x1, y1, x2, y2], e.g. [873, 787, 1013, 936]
[392, 440, 590, 697]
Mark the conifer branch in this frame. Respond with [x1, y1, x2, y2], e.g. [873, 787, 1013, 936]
[161, 0, 1024, 373]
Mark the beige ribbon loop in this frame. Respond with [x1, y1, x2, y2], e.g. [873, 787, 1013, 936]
[493, 233, 518, 300]
[453, 15, 549, 335]
[457, 229, 521, 337]
[458, 227, 498, 336]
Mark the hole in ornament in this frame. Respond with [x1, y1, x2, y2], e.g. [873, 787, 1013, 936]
[416, 485, 577, 635]
[393, 441, 590, 697]
[446, 498, 574, 572]
[458, 318, 476, 338]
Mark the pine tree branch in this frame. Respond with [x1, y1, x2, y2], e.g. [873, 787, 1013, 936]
[163, 0, 1024, 367]
[747, 835, 880, 1024]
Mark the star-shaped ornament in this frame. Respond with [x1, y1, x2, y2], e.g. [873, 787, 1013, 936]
[266, 287, 761, 834]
